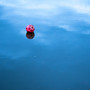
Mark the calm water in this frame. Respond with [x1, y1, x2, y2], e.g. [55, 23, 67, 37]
[0, 0, 90, 90]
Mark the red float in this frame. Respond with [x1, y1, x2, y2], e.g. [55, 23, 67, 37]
[26, 25, 35, 32]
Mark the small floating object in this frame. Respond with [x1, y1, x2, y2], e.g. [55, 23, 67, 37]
[26, 24, 35, 32]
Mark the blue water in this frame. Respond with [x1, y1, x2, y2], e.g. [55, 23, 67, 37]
[0, 1, 90, 90]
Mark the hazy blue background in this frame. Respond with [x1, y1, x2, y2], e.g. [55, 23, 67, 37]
[0, 0, 90, 90]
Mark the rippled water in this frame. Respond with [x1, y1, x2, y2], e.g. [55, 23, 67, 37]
[0, 0, 90, 90]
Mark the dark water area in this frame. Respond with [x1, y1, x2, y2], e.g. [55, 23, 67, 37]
[0, 1, 90, 90]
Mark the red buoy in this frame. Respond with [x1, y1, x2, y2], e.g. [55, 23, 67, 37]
[26, 25, 35, 32]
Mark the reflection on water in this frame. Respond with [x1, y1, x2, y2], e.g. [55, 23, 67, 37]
[0, 0, 90, 90]
[26, 32, 35, 39]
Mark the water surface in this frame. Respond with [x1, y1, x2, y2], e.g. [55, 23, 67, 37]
[0, 0, 90, 90]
